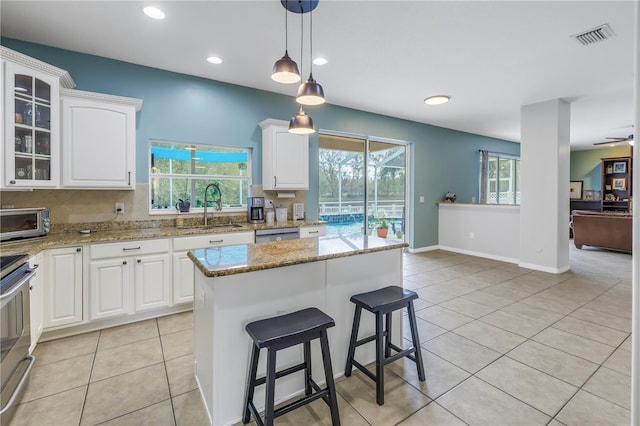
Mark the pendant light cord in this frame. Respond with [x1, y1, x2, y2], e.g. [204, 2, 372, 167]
[309, 8, 313, 75]
[299, 6, 304, 77]
[284, 1, 288, 50]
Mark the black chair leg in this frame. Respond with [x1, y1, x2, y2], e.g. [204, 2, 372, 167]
[384, 312, 393, 358]
[264, 349, 277, 426]
[304, 341, 312, 396]
[407, 302, 426, 381]
[344, 306, 362, 377]
[375, 312, 385, 405]
[320, 330, 341, 426]
[242, 344, 260, 424]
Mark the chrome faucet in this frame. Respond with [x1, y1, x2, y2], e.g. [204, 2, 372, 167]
[203, 183, 222, 226]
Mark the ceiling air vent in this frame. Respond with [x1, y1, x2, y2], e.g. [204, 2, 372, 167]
[572, 24, 615, 46]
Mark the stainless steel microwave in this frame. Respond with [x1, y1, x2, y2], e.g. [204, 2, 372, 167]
[0, 208, 50, 242]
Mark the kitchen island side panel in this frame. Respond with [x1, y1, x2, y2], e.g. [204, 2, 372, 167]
[325, 249, 404, 371]
[195, 261, 327, 426]
[193, 247, 404, 426]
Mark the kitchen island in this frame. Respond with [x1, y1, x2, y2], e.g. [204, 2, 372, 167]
[188, 235, 408, 426]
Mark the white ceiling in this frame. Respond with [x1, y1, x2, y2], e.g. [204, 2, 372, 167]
[1, 1, 635, 150]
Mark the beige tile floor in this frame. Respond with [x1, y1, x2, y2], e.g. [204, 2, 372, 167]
[8, 244, 632, 425]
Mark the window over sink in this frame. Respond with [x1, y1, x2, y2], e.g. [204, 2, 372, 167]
[149, 140, 251, 213]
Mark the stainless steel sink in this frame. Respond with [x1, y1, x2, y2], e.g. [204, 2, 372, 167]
[208, 224, 245, 229]
[181, 224, 246, 231]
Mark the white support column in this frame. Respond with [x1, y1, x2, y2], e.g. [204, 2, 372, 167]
[630, 1, 639, 423]
[519, 99, 571, 273]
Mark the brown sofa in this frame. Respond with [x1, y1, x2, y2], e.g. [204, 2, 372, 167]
[570, 210, 632, 252]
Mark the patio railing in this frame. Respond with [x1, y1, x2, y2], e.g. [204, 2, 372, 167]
[319, 200, 405, 222]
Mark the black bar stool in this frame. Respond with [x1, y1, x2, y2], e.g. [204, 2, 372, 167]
[344, 285, 425, 405]
[242, 307, 341, 426]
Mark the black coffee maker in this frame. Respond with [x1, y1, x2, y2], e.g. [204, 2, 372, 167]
[247, 197, 265, 223]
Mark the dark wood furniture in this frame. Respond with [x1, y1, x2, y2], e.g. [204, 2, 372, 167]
[570, 200, 601, 212]
[601, 156, 632, 212]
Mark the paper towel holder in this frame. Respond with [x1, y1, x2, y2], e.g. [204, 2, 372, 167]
[276, 192, 295, 198]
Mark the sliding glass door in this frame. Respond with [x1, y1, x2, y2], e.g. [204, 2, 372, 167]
[368, 140, 407, 239]
[319, 133, 408, 240]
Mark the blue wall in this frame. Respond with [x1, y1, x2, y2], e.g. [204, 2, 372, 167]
[2, 37, 520, 249]
[570, 146, 632, 192]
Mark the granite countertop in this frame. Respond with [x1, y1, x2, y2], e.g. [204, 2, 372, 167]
[0, 220, 325, 257]
[188, 234, 408, 277]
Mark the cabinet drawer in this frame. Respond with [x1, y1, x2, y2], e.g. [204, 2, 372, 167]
[299, 225, 326, 238]
[90, 239, 170, 259]
[173, 231, 254, 251]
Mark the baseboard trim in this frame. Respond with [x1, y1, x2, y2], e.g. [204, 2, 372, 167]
[518, 261, 570, 274]
[436, 245, 519, 264]
[407, 245, 439, 253]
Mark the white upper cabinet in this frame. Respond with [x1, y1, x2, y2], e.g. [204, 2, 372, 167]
[61, 89, 142, 189]
[260, 118, 309, 190]
[1, 46, 74, 189]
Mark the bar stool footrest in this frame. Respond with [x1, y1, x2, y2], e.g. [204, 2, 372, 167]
[350, 359, 377, 382]
[274, 384, 329, 419]
[252, 362, 307, 387]
[383, 346, 417, 365]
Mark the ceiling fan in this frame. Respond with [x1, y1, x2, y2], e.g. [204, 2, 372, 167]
[593, 134, 634, 146]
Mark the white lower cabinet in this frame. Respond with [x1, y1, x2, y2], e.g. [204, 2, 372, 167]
[172, 231, 254, 304]
[88, 239, 170, 320]
[44, 246, 83, 328]
[299, 225, 326, 238]
[29, 252, 44, 350]
[89, 257, 131, 320]
[134, 253, 171, 312]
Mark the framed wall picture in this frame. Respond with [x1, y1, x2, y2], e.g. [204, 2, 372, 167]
[613, 162, 627, 173]
[612, 178, 626, 190]
[569, 181, 583, 199]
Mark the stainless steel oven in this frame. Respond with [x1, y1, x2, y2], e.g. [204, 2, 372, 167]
[0, 254, 36, 424]
[0, 208, 50, 243]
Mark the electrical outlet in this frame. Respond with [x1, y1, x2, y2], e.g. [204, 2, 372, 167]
[115, 202, 125, 214]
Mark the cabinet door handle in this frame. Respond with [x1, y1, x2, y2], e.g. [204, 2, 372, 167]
[137, 259, 141, 263]
[122, 247, 141, 251]
[209, 240, 224, 244]
[309, 231, 319, 234]
[123, 261, 127, 265]
[76, 248, 82, 253]
[274, 176, 277, 187]
[9, 180, 16, 184]
[128, 171, 131, 186]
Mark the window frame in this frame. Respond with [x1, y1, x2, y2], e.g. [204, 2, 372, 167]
[479, 151, 520, 205]
[148, 139, 252, 215]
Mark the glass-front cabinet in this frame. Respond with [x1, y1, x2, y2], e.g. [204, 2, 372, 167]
[2, 50, 70, 188]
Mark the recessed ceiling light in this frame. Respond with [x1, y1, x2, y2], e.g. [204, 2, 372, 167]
[424, 95, 451, 105]
[313, 57, 328, 66]
[143, 6, 165, 20]
[206, 56, 223, 65]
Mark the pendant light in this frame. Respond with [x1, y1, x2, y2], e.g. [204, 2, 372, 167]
[272, 1, 300, 84]
[289, 6, 315, 134]
[296, 8, 325, 105]
[289, 106, 315, 134]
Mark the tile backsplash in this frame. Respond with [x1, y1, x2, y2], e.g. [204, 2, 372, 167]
[2, 184, 151, 224]
[1, 184, 307, 225]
